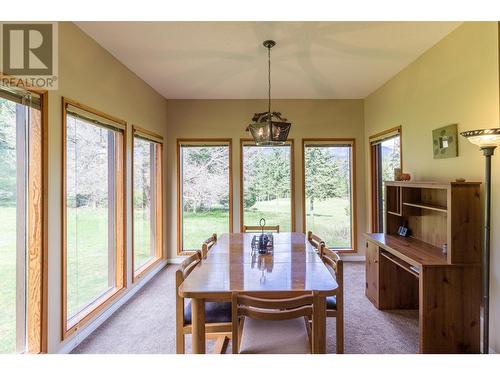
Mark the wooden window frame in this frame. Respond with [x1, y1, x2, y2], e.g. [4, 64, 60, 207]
[176, 138, 233, 255]
[369, 125, 402, 233]
[301, 138, 357, 253]
[0, 76, 48, 353]
[61, 97, 127, 339]
[240, 138, 296, 233]
[132, 125, 164, 283]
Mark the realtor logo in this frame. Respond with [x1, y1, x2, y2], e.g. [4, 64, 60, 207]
[0, 22, 58, 89]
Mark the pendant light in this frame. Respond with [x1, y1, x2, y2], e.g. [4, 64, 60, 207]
[246, 40, 291, 145]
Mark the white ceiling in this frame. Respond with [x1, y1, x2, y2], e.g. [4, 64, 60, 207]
[76, 21, 461, 99]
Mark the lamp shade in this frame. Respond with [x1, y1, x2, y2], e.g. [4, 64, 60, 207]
[247, 112, 291, 146]
[460, 128, 500, 148]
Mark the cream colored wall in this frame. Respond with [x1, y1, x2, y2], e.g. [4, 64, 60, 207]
[364, 22, 500, 352]
[47, 22, 168, 353]
[165, 99, 366, 260]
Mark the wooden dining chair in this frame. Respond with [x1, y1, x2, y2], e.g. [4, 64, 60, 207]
[307, 231, 326, 256]
[321, 247, 344, 354]
[231, 292, 322, 354]
[242, 224, 280, 233]
[201, 233, 217, 259]
[176, 251, 232, 354]
[307, 231, 344, 353]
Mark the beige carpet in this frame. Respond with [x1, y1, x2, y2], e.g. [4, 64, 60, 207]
[71, 262, 418, 354]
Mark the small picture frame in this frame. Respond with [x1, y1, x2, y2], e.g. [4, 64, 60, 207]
[432, 124, 458, 159]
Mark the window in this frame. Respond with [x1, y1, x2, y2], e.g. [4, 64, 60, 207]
[133, 127, 163, 281]
[63, 98, 126, 338]
[241, 140, 294, 232]
[0, 85, 46, 353]
[177, 139, 232, 254]
[303, 139, 356, 251]
[369, 126, 402, 232]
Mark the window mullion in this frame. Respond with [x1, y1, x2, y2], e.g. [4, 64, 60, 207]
[107, 132, 116, 288]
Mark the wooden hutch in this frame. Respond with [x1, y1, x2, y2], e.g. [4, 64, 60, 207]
[365, 181, 482, 353]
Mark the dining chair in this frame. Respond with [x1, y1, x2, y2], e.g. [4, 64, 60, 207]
[321, 247, 344, 354]
[307, 231, 344, 353]
[307, 230, 325, 256]
[176, 251, 232, 354]
[242, 224, 280, 233]
[231, 292, 322, 354]
[201, 233, 217, 259]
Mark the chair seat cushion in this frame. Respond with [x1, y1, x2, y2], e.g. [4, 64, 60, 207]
[326, 295, 337, 310]
[184, 301, 231, 325]
[239, 317, 311, 354]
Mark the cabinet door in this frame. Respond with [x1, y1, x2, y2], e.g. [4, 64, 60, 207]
[365, 241, 379, 307]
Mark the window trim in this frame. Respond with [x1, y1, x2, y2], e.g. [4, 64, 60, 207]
[301, 138, 357, 253]
[61, 97, 127, 340]
[176, 138, 233, 255]
[240, 138, 296, 233]
[132, 125, 164, 283]
[369, 126, 403, 233]
[0, 77, 48, 353]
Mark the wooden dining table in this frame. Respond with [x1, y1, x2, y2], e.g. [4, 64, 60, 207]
[178, 232, 339, 354]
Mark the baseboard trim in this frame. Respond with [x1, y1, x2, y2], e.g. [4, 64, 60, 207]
[166, 258, 183, 264]
[57, 259, 168, 354]
[341, 255, 365, 262]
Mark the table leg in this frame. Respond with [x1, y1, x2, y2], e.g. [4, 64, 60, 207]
[313, 294, 326, 354]
[191, 298, 206, 354]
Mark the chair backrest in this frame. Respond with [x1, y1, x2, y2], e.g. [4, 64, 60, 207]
[231, 292, 317, 353]
[307, 231, 326, 256]
[321, 247, 343, 310]
[243, 225, 280, 233]
[201, 233, 217, 259]
[176, 251, 202, 326]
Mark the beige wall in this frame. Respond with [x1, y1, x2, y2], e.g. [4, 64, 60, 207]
[165, 99, 366, 259]
[364, 22, 500, 352]
[47, 22, 168, 353]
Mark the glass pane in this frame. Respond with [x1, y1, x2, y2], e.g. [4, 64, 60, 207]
[380, 136, 401, 230]
[66, 115, 115, 319]
[0, 97, 21, 353]
[305, 145, 352, 249]
[242, 145, 292, 231]
[133, 138, 154, 270]
[181, 145, 230, 250]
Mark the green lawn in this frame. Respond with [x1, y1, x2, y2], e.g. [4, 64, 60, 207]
[305, 197, 352, 248]
[182, 209, 230, 250]
[0, 206, 16, 353]
[244, 198, 292, 231]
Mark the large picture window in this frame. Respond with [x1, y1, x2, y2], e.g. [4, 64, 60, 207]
[0, 85, 46, 353]
[133, 127, 163, 281]
[369, 127, 401, 232]
[177, 139, 232, 254]
[63, 98, 126, 338]
[303, 139, 356, 251]
[241, 140, 294, 232]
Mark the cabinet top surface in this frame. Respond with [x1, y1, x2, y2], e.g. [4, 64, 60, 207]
[385, 181, 481, 188]
[365, 233, 448, 266]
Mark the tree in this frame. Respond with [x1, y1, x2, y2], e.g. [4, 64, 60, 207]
[304, 147, 349, 224]
[0, 99, 17, 206]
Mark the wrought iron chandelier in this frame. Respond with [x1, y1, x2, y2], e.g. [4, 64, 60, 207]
[247, 40, 291, 145]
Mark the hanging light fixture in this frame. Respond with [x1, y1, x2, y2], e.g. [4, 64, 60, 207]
[247, 40, 291, 145]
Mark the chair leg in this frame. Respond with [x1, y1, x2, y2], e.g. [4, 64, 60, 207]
[176, 330, 185, 354]
[336, 316, 344, 354]
[214, 335, 230, 354]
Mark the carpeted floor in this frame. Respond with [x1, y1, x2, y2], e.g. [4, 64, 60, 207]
[71, 262, 418, 354]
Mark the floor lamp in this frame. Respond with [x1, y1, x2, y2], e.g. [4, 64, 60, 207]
[460, 127, 500, 354]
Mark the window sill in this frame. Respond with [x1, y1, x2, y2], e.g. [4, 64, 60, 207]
[63, 286, 126, 340]
[133, 256, 163, 283]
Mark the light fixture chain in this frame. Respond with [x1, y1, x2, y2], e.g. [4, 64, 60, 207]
[268, 44, 271, 115]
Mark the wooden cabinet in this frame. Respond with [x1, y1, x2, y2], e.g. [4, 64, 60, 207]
[365, 241, 379, 307]
[365, 181, 481, 353]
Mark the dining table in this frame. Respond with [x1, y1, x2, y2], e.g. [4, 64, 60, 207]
[178, 232, 339, 354]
